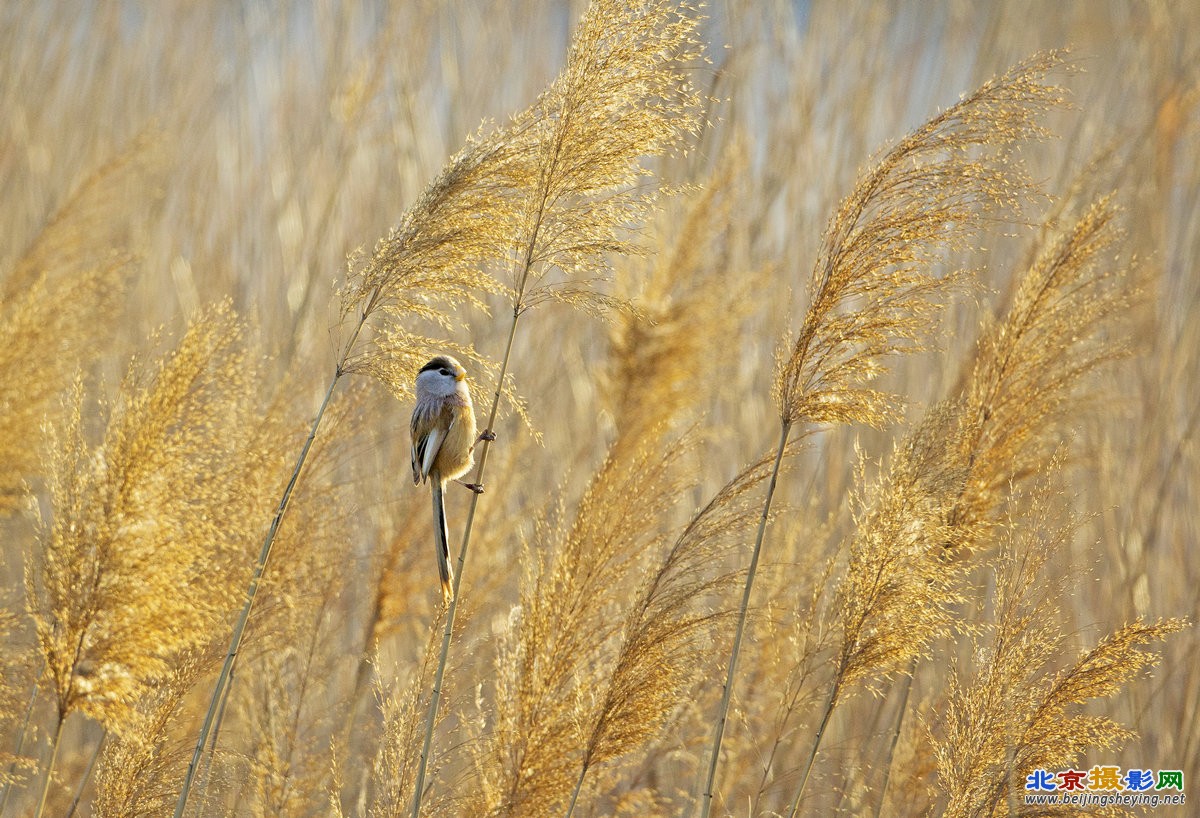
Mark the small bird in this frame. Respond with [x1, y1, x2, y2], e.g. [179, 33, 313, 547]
[410, 355, 482, 604]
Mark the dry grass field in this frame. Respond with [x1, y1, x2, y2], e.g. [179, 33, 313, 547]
[0, 1, 1197, 816]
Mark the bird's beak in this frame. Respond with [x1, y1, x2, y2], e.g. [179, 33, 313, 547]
[455, 371, 466, 382]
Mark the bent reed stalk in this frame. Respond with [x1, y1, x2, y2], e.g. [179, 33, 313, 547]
[699, 52, 1066, 816]
[409, 305, 516, 818]
[700, 420, 791, 816]
[408, 2, 703, 814]
[173, 309, 371, 817]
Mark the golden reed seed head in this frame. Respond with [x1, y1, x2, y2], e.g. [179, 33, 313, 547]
[775, 52, 1068, 430]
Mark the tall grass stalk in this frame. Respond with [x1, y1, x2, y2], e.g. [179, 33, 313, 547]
[33, 713, 64, 818]
[699, 419, 790, 817]
[173, 311, 368, 817]
[409, 308, 514, 818]
[408, 1, 702, 811]
[787, 679, 839, 817]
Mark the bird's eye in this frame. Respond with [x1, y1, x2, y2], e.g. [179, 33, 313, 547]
[440, 368, 452, 377]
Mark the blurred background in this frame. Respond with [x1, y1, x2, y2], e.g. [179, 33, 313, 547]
[1, 1, 1196, 815]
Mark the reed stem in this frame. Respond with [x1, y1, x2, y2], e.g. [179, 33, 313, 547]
[564, 759, 590, 818]
[410, 306, 520, 818]
[787, 676, 840, 818]
[174, 311, 368, 817]
[699, 419, 791, 818]
[33, 713, 65, 818]
[409, 94, 556, 817]
[873, 660, 916, 818]
[64, 728, 104, 818]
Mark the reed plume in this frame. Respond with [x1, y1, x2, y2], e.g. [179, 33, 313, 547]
[559, 150, 768, 816]
[778, 189, 1141, 814]
[92, 656, 208, 818]
[494, 0, 704, 316]
[2, 130, 162, 300]
[28, 307, 250, 729]
[471, 438, 690, 817]
[337, 129, 514, 389]
[957, 195, 1134, 519]
[241, 624, 338, 816]
[25, 305, 256, 814]
[604, 148, 751, 456]
[564, 450, 780, 817]
[0, 132, 168, 512]
[359, 618, 456, 818]
[933, 485, 1186, 817]
[411, 2, 704, 813]
[0, 258, 127, 514]
[703, 52, 1068, 818]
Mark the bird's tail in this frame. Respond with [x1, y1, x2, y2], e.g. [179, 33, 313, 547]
[431, 476, 454, 605]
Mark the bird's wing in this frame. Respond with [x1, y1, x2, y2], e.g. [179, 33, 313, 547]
[410, 438, 423, 484]
[411, 404, 439, 484]
[410, 410, 423, 484]
[412, 404, 457, 483]
[419, 426, 445, 479]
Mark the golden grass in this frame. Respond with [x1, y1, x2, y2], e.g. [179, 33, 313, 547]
[933, 480, 1186, 818]
[28, 306, 251, 732]
[1, 2, 1195, 816]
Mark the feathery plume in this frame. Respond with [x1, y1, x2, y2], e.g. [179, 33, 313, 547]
[706, 52, 1068, 818]
[498, 0, 704, 316]
[934, 488, 1186, 817]
[605, 147, 751, 455]
[956, 195, 1135, 524]
[25, 305, 260, 814]
[472, 438, 689, 817]
[0, 256, 128, 512]
[565, 450, 778, 816]
[2, 130, 162, 299]
[92, 656, 208, 818]
[775, 51, 1066, 429]
[27, 306, 251, 733]
[0, 133, 165, 511]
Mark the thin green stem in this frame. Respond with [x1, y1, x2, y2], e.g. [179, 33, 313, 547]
[564, 759, 589, 818]
[64, 728, 105, 818]
[175, 311, 368, 818]
[787, 676, 840, 818]
[410, 307, 521, 818]
[873, 659, 916, 818]
[700, 419, 792, 818]
[34, 713, 65, 818]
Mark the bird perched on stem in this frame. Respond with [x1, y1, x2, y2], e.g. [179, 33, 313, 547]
[411, 355, 487, 604]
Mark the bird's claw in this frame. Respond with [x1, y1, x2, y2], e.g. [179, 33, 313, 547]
[479, 429, 496, 442]
[463, 482, 485, 494]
